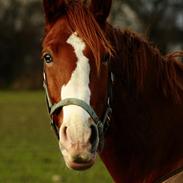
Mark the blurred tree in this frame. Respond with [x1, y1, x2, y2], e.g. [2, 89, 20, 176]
[111, 0, 183, 53]
[0, 0, 183, 89]
[0, 0, 43, 89]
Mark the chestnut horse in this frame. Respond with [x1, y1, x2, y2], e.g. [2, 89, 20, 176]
[42, 0, 183, 182]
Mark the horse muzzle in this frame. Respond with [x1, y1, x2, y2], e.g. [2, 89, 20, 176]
[59, 123, 98, 170]
[60, 143, 97, 170]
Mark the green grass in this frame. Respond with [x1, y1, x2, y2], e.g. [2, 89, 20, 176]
[0, 91, 113, 183]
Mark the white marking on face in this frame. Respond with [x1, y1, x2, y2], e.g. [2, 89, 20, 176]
[60, 33, 91, 143]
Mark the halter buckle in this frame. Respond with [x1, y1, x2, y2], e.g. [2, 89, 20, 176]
[102, 107, 112, 134]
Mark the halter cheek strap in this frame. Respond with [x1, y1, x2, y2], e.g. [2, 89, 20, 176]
[43, 81, 60, 138]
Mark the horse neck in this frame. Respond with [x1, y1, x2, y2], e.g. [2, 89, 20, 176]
[99, 25, 183, 183]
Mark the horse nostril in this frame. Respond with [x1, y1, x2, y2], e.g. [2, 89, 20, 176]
[89, 124, 99, 152]
[61, 126, 68, 140]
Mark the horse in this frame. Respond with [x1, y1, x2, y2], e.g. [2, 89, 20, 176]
[41, 0, 183, 182]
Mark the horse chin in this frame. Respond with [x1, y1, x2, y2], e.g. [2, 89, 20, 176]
[61, 148, 97, 171]
[65, 158, 95, 171]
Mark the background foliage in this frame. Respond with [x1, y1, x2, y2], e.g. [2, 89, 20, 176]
[0, 0, 183, 89]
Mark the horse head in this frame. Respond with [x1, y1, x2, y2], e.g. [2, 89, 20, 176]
[42, 0, 113, 170]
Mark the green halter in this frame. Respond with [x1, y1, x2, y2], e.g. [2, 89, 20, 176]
[43, 77, 112, 151]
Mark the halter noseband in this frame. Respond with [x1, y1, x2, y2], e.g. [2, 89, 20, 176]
[43, 70, 113, 151]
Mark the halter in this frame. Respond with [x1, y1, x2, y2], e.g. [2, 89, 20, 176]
[43, 65, 113, 151]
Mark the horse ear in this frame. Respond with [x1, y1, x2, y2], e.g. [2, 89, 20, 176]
[89, 0, 112, 25]
[43, 0, 67, 23]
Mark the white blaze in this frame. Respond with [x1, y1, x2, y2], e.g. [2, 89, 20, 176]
[60, 33, 91, 143]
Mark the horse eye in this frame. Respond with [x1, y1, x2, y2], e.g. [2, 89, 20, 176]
[43, 53, 53, 64]
[102, 53, 109, 63]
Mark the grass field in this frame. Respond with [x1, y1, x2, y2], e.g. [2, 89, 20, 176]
[0, 91, 113, 183]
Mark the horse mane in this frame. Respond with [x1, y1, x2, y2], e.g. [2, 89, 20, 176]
[65, 2, 183, 103]
[105, 26, 183, 103]
[66, 2, 113, 72]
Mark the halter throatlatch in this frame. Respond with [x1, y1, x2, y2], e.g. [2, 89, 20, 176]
[43, 77, 112, 152]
